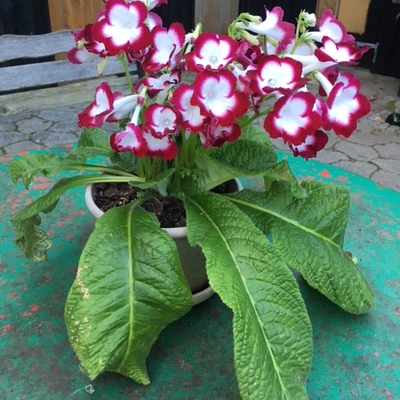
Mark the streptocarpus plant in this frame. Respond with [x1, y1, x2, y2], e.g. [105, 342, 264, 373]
[9, 1, 375, 398]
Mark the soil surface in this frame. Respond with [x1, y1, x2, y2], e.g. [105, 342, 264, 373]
[93, 181, 232, 228]
[94, 182, 186, 228]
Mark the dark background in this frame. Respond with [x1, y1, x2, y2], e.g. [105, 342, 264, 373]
[1, 0, 400, 77]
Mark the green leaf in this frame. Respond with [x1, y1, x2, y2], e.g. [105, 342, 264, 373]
[264, 160, 306, 199]
[11, 174, 145, 261]
[185, 193, 312, 400]
[9, 153, 87, 188]
[195, 140, 278, 191]
[65, 204, 193, 383]
[134, 169, 175, 196]
[11, 214, 51, 262]
[230, 181, 375, 314]
[75, 127, 113, 158]
[110, 151, 138, 172]
[240, 120, 274, 148]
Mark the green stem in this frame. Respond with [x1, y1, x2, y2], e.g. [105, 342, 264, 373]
[67, 164, 143, 178]
[239, 108, 272, 128]
[119, 54, 135, 94]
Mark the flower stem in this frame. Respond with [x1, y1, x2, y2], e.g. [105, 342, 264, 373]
[119, 54, 135, 94]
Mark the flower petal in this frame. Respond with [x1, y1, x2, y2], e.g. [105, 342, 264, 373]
[289, 130, 328, 159]
[192, 70, 249, 126]
[185, 32, 238, 72]
[248, 54, 308, 96]
[92, 0, 151, 56]
[326, 74, 370, 137]
[110, 123, 148, 157]
[78, 82, 114, 128]
[264, 92, 322, 145]
[143, 104, 179, 137]
[142, 130, 178, 160]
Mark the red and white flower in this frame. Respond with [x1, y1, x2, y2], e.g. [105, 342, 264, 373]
[264, 92, 322, 145]
[248, 55, 308, 96]
[199, 120, 241, 149]
[191, 70, 249, 126]
[288, 130, 328, 159]
[170, 84, 206, 132]
[78, 82, 115, 127]
[143, 104, 179, 137]
[235, 7, 295, 46]
[142, 129, 178, 160]
[320, 72, 371, 137]
[110, 123, 148, 157]
[67, 23, 109, 64]
[92, 0, 151, 56]
[185, 33, 238, 71]
[78, 82, 141, 127]
[308, 9, 354, 44]
[142, 23, 186, 72]
[315, 37, 370, 65]
[139, 70, 181, 103]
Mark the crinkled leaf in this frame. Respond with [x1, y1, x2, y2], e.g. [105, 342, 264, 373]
[74, 127, 113, 158]
[110, 151, 138, 173]
[230, 181, 375, 314]
[65, 204, 193, 384]
[239, 120, 274, 148]
[185, 193, 312, 400]
[9, 153, 87, 188]
[195, 140, 278, 191]
[11, 214, 51, 262]
[263, 160, 306, 199]
[11, 174, 144, 261]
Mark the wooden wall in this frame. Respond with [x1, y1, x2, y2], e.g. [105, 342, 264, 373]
[47, 0, 104, 30]
[195, 0, 239, 34]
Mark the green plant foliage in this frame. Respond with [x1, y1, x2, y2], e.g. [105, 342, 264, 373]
[9, 153, 87, 188]
[11, 214, 51, 262]
[11, 174, 144, 261]
[110, 151, 139, 172]
[185, 193, 312, 400]
[65, 204, 193, 383]
[195, 140, 277, 191]
[263, 160, 307, 199]
[75, 127, 113, 158]
[230, 181, 375, 314]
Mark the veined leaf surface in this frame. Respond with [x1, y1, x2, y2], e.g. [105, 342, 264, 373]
[65, 204, 193, 383]
[185, 193, 312, 400]
[230, 181, 375, 314]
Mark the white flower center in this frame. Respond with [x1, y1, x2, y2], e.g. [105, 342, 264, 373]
[209, 55, 218, 63]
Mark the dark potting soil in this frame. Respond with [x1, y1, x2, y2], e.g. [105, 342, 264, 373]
[94, 182, 186, 228]
[93, 181, 231, 229]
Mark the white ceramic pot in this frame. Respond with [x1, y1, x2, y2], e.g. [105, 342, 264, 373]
[84, 179, 243, 305]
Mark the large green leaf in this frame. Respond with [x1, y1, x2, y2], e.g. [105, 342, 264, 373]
[9, 153, 87, 188]
[74, 127, 113, 158]
[230, 181, 375, 314]
[11, 174, 145, 261]
[12, 214, 51, 262]
[185, 193, 312, 400]
[110, 151, 138, 172]
[195, 139, 278, 191]
[264, 160, 307, 199]
[239, 119, 274, 148]
[65, 204, 193, 383]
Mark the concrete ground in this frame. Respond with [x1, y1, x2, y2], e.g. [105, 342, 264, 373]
[1, 67, 400, 192]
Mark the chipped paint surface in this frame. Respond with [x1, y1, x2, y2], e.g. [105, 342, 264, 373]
[1, 148, 399, 399]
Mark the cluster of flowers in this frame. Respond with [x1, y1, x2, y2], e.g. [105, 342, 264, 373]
[68, 0, 370, 160]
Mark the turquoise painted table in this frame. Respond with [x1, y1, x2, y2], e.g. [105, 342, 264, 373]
[1, 148, 399, 400]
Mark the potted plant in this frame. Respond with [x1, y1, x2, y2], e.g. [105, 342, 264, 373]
[9, 1, 375, 398]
